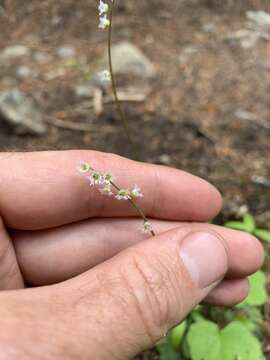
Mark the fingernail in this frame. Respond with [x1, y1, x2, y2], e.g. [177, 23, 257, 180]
[180, 231, 228, 289]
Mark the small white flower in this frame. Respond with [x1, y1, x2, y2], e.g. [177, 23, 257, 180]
[98, 70, 111, 82]
[89, 171, 103, 186]
[142, 221, 153, 234]
[103, 173, 114, 184]
[98, 0, 109, 15]
[131, 185, 143, 199]
[99, 183, 113, 196]
[116, 189, 131, 201]
[79, 161, 91, 173]
[99, 14, 110, 29]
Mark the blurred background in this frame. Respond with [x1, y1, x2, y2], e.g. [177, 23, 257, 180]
[0, 1, 270, 357]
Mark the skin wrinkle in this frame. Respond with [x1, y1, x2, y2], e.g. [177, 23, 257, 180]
[128, 248, 179, 341]
[121, 258, 159, 346]
[69, 268, 145, 359]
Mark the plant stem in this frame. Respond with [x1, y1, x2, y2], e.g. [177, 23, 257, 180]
[110, 180, 155, 237]
[88, 165, 155, 236]
[108, 1, 133, 146]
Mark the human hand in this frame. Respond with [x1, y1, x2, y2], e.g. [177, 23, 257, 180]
[0, 151, 264, 359]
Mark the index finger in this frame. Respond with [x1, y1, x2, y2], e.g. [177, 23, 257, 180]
[0, 151, 222, 230]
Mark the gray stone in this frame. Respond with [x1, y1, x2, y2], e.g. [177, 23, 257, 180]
[1, 45, 30, 59]
[16, 66, 36, 79]
[75, 84, 96, 98]
[247, 11, 270, 31]
[33, 52, 53, 64]
[98, 42, 155, 78]
[179, 45, 199, 64]
[0, 89, 47, 135]
[57, 46, 76, 58]
[224, 29, 262, 49]
[158, 154, 172, 165]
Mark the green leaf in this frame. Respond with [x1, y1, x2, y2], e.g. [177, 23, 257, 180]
[187, 321, 221, 360]
[187, 320, 263, 360]
[254, 228, 270, 243]
[221, 322, 262, 360]
[191, 308, 205, 322]
[159, 347, 179, 360]
[235, 306, 262, 333]
[170, 321, 187, 351]
[243, 213, 256, 233]
[240, 271, 267, 306]
[224, 221, 251, 232]
[158, 336, 180, 360]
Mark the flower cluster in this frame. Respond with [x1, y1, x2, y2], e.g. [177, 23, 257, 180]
[80, 161, 143, 200]
[98, 69, 111, 82]
[98, 0, 112, 29]
[79, 161, 153, 234]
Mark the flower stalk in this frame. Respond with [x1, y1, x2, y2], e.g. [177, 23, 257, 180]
[80, 161, 155, 236]
[98, 0, 133, 147]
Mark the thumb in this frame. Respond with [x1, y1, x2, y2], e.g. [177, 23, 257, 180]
[67, 227, 229, 359]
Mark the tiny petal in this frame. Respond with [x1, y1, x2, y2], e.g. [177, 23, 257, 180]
[116, 189, 131, 201]
[98, 0, 109, 15]
[103, 173, 114, 184]
[98, 70, 111, 82]
[99, 183, 113, 196]
[131, 185, 143, 199]
[89, 171, 102, 186]
[79, 161, 91, 173]
[142, 221, 153, 234]
[99, 14, 110, 29]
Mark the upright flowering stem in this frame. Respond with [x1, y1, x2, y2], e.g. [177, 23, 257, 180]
[108, 1, 133, 146]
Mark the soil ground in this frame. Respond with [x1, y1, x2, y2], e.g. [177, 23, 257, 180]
[0, 0, 269, 358]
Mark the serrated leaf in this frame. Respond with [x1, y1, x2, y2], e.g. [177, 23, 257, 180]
[243, 213, 256, 233]
[224, 221, 251, 232]
[240, 271, 267, 306]
[187, 321, 263, 360]
[187, 321, 221, 360]
[170, 321, 187, 351]
[254, 228, 270, 243]
[221, 322, 262, 360]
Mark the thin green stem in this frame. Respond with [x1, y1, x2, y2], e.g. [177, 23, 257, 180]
[108, 1, 133, 146]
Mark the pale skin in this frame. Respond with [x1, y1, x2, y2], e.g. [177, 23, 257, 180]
[0, 151, 264, 359]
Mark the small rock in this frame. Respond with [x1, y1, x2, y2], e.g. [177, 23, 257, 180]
[57, 46, 76, 59]
[202, 23, 216, 33]
[16, 66, 35, 79]
[0, 89, 47, 135]
[98, 42, 155, 78]
[75, 84, 96, 98]
[33, 52, 53, 64]
[236, 205, 249, 218]
[247, 11, 270, 30]
[179, 45, 199, 64]
[1, 45, 30, 59]
[251, 175, 270, 187]
[158, 154, 172, 165]
[224, 29, 262, 49]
